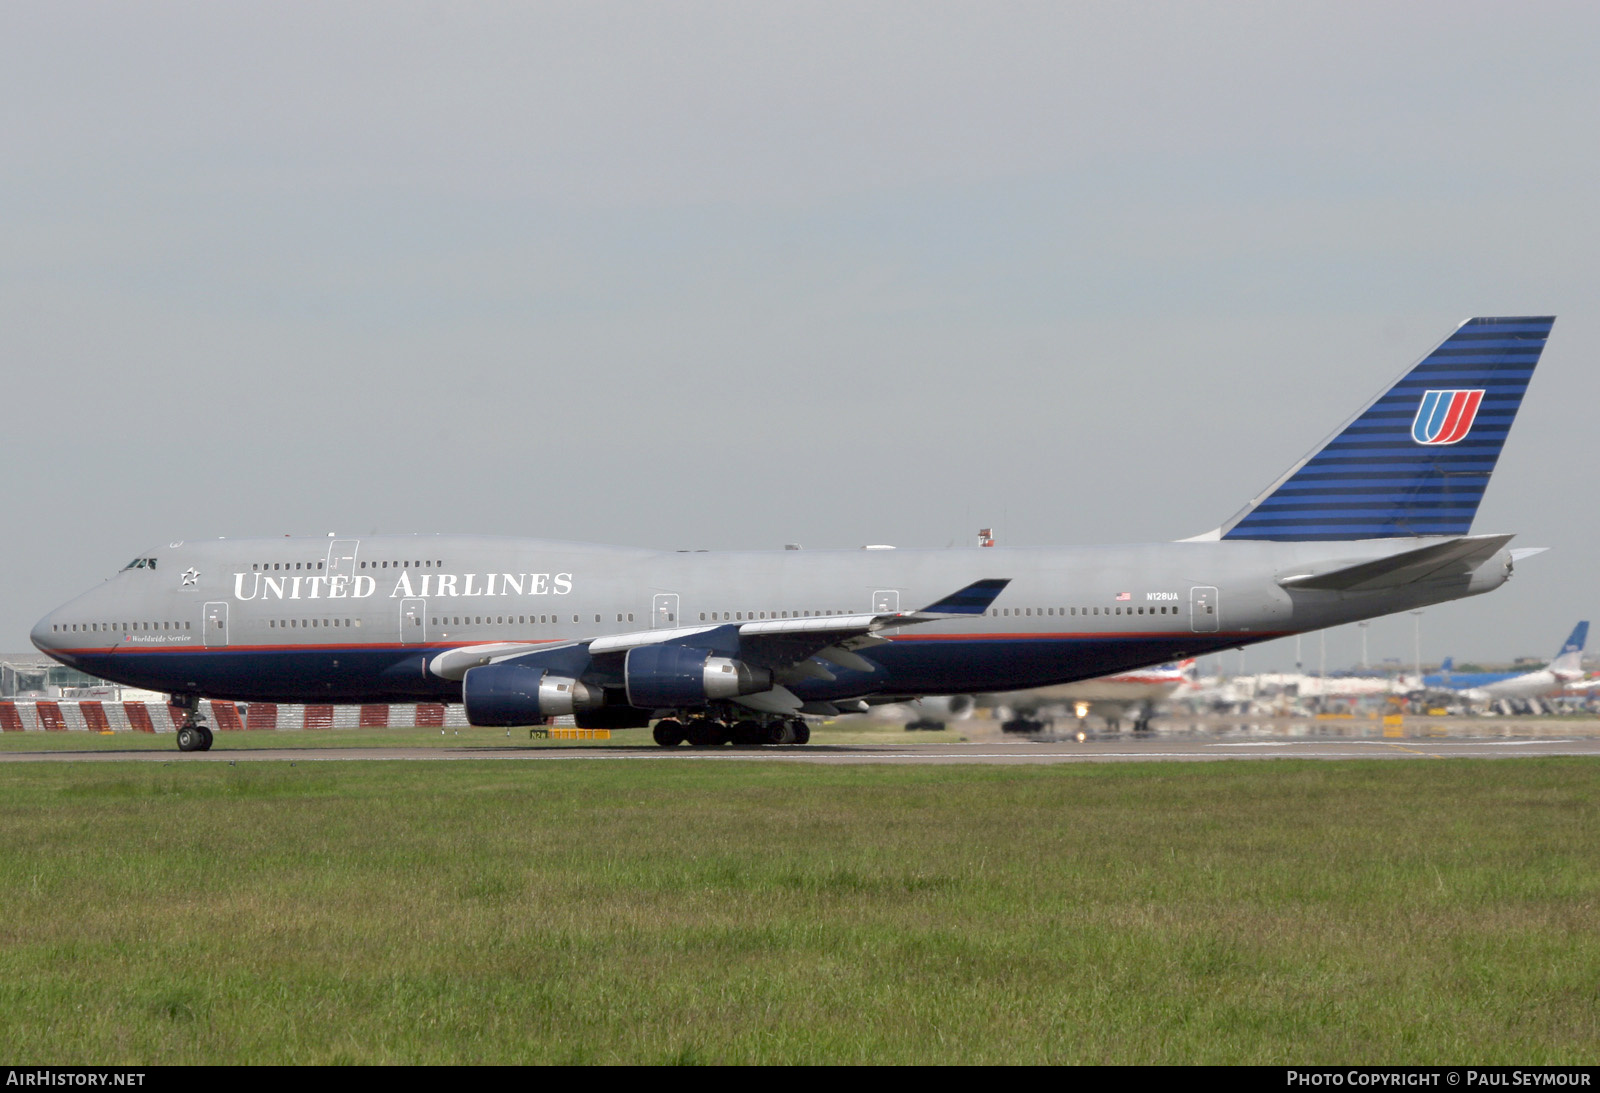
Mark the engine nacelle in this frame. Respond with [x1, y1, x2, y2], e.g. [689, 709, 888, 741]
[462, 663, 601, 726]
[624, 645, 773, 708]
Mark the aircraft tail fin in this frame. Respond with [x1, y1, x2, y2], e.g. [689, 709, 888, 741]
[1550, 621, 1588, 674]
[1213, 316, 1554, 542]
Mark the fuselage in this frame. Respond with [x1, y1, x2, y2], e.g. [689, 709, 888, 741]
[1425, 668, 1576, 702]
[31, 532, 1515, 707]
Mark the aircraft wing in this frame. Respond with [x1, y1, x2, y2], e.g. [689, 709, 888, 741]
[1276, 534, 1514, 593]
[590, 578, 1011, 677]
[428, 579, 1011, 688]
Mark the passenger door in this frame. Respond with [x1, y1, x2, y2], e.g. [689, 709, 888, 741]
[203, 601, 229, 647]
[399, 598, 427, 645]
[1189, 586, 1219, 633]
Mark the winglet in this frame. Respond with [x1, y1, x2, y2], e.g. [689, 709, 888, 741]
[917, 578, 1010, 615]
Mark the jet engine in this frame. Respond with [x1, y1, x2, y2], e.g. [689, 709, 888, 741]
[462, 663, 602, 726]
[623, 644, 773, 708]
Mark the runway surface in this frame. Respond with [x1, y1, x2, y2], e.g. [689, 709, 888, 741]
[5, 729, 1600, 764]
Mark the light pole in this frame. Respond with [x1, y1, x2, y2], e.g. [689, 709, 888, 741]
[1410, 611, 1424, 685]
[1358, 621, 1370, 672]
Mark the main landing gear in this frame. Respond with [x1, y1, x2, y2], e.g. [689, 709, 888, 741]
[652, 716, 811, 748]
[170, 695, 214, 753]
[1000, 717, 1051, 735]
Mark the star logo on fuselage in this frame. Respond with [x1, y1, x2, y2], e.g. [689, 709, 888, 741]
[181, 568, 200, 587]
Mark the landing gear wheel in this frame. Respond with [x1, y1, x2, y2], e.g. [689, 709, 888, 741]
[730, 719, 763, 746]
[764, 720, 788, 746]
[686, 718, 727, 746]
[652, 719, 686, 747]
[198, 726, 214, 751]
[176, 726, 202, 752]
[789, 719, 810, 746]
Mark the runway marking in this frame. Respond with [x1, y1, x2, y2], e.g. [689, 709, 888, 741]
[1383, 741, 1443, 758]
[1429, 739, 1576, 746]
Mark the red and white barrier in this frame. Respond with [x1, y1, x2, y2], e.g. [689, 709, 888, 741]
[0, 699, 469, 732]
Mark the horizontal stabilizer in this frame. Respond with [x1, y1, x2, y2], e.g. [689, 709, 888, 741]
[1277, 534, 1513, 592]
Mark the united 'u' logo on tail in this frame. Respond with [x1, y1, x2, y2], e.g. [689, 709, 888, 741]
[1411, 389, 1485, 445]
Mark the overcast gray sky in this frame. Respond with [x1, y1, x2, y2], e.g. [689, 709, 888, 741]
[3, 1, 1596, 672]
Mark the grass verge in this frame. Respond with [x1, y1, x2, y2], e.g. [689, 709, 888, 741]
[0, 759, 1594, 1063]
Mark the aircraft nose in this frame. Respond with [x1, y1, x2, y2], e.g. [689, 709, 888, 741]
[31, 611, 61, 655]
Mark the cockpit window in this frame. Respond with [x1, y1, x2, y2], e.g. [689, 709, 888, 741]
[122, 557, 158, 571]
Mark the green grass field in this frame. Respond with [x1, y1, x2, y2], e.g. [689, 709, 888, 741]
[0, 757, 1594, 1064]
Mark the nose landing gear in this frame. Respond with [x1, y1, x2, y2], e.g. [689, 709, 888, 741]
[170, 695, 214, 752]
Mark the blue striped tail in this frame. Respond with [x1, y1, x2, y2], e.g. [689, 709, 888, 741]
[1221, 316, 1554, 541]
